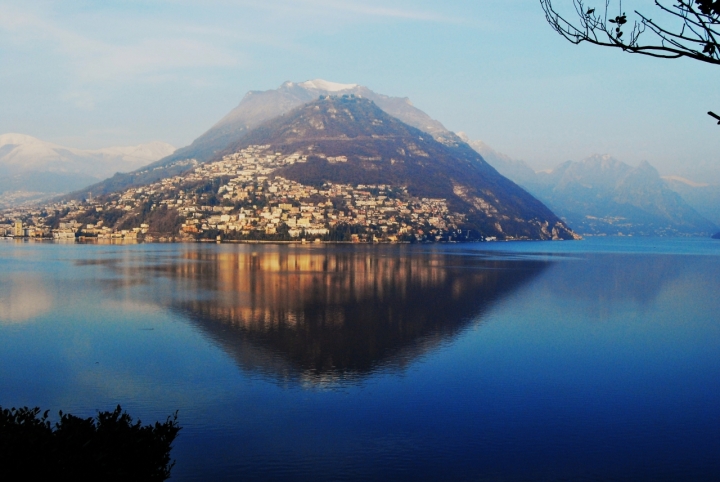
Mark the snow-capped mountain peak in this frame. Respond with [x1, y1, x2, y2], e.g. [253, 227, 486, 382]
[0, 133, 58, 148]
[0, 133, 176, 205]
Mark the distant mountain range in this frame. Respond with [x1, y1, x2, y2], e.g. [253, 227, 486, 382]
[661, 176, 720, 228]
[0, 134, 174, 207]
[466, 136, 718, 236]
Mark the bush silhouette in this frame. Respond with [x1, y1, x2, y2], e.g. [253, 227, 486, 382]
[0, 405, 180, 481]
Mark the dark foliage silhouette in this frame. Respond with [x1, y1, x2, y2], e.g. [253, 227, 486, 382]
[0, 405, 180, 481]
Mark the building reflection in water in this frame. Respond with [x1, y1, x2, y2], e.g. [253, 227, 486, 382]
[154, 247, 548, 385]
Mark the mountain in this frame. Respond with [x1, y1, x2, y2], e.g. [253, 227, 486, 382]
[533, 157, 718, 236]
[168, 79, 460, 165]
[0, 133, 174, 207]
[662, 176, 720, 227]
[7, 95, 576, 242]
[5, 94, 579, 242]
[460, 135, 538, 187]
[73, 79, 463, 198]
[221, 95, 576, 240]
[470, 142, 717, 236]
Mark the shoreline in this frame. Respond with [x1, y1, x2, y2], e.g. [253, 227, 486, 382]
[0, 235, 575, 245]
[0, 236, 466, 245]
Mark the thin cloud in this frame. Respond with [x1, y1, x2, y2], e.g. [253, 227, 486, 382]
[178, 0, 463, 23]
[272, 0, 459, 23]
[0, 3, 243, 84]
[281, 0, 462, 22]
[0, 0, 459, 87]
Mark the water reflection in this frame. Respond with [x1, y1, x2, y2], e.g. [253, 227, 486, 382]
[145, 247, 548, 384]
[544, 254, 687, 306]
[4, 241, 719, 481]
[0, 274, 53, 324]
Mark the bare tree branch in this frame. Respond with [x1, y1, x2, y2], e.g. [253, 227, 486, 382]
[540, 0, 720, 64]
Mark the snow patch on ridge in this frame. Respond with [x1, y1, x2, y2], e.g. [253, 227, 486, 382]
[662, 175, 710, 188]
[0, 133, 57, 148]
[299, 79, 358, 92]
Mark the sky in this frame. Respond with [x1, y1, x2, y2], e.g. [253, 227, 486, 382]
[1, 0, 719, 179]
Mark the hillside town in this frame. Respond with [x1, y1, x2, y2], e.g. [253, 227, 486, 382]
[0, 145, 479, 243]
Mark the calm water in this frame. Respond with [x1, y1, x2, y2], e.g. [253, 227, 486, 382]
[1, 238, 719, 481]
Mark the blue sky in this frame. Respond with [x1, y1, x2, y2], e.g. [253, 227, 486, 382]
[1, 0, 718, 177]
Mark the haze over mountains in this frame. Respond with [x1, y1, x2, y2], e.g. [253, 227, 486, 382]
[0, 134, 174, 208]
[62, 78, 717, 239]
[662, 176, 720, 229]
[0, 80, 580, 241]
[467, 137, 719, 236]
[3, 78, 717, 239]
[76, 80, 465, 198]
[177, 79, 460, 163]
[227, 95, 575, 239]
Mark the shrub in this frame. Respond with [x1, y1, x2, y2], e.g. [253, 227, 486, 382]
[0, 405, 180, 481]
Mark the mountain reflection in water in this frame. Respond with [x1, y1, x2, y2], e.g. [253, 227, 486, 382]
[0, 273, 53, 325]
[151, 248, 548, 384]
[5, 240, 720, 481]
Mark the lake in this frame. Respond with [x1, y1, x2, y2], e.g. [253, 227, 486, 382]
[1, 238, 719, 481]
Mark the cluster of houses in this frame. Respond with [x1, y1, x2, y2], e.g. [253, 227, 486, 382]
[2, 145, 470, 243]
[0, 213, 51, 239]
